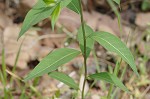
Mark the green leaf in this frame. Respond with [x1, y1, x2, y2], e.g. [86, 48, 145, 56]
[142, 0, 150, 11]
[113, 0, 120, 5]
[60, 0, 72, 8]
[43, 0, 56, 6]
[18, 0, 58, 39]
[51, 2, 61, 30]
[24, 48, 80, 81]
[89, 72, 129, 92]
[44, 0, 72, 8]
[90, 32, 139, 76]
[67, 0, 80, 14]
[77, 24, 94, 58]
[49, 72, 79, 90]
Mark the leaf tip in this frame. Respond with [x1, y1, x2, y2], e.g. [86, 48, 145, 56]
[17, 36, 20, 41]
[18, 30, 24, 41]
[136, 72, 140, 77]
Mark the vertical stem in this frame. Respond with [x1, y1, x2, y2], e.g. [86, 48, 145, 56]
[107, 58, 122, 99]
[107, 85, 113, 99]
[2, 48, 7, 83]
[1, 31, 7, 82]
[78, 0, 87, 99]
[1, 30, 8, 99]
[10, 37, 25, 84]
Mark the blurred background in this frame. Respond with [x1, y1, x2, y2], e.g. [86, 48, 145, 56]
[0, 0, 150, 99]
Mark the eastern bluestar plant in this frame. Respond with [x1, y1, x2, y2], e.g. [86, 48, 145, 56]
[18, 0, 139, 99]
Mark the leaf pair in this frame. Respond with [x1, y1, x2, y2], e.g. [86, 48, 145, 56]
[78, 25, 138, 76]
[24, 48, 80, 90]
[77, 24, 139, 91]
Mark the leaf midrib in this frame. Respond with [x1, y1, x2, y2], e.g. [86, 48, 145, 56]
[92, 35, 133, 66]
[25, 51, 80, 80]
[70, 1, 80, 14]
[21, 7, 47, 35]
[20, 5, 57, 37]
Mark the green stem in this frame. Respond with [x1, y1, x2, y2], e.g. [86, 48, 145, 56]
[92, 49, 100, 73]
[78, 0, 87, 99]
[2, 48, 7, 84]
[1, 31, 8, 99]
[10, 38, 25, 84]
[107, 59, 122, 99]
[107, 85, 113, 99]
[111, 65, 127, 99]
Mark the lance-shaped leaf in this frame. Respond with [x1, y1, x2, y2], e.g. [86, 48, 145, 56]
[24, 48, 80, 81]
[18, 0, 58, 39]
[89, 72, 129, 92]
[90, 32, 139, 76]
[67, 0, 80, 14]
[77, 24, 94, 58]
[49, 72, 79, 90]
[51, 2, 61, 30]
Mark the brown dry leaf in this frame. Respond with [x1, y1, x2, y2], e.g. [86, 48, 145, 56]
[39, 75, 58, 98]
[59, 10, 120, 36]
[0, 11, 12, 29]
[136, 13, 150, 28]
[91, 95, 99, 99]
[84, 11, 121, 36]
[18, 0, 37, 17]
[37, 47, 53, 61]
[0, 25, 41, 69]
[41, 35, 66, 48]
[59, 8, 80, 32]
[84, 11, 100, 30]
[21, 0, 37, 8]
